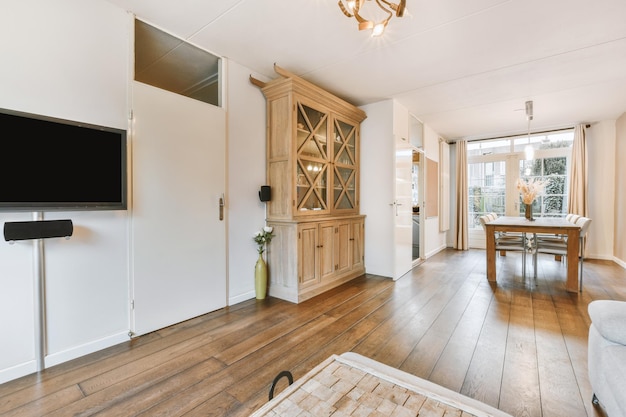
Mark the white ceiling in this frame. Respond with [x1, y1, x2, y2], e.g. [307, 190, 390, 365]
[106, 0, 626, 140]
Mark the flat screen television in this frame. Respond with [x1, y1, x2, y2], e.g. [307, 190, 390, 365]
[0, 108, 127, 211]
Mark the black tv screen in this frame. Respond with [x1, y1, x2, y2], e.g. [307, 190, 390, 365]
[0, 108, 127, 211]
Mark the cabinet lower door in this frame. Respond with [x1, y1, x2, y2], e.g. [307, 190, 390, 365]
[351, 218, 365, 270]
[335, 220, 352, 275]
[299, 223, 319, 288]
[319, 222, 336, 281]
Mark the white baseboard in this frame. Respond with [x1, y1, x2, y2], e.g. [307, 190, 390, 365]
[45, 331, 129, 369]
[229, 291, 255, 306]
[0, 331, 129, 384]
[425, 244, 447, 259]
[613, 256, 626, 270]
[0, 361, 37, 385]
[588, 253, 614, 261]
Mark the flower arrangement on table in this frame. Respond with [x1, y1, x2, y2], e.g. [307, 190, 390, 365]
[253, 226, 275, 255]
[516, 177, 548, 204]
[516, 178, 549, 220]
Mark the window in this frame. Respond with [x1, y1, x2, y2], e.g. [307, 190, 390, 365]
[518, 133, 572, 218]
[468, 160, 506, 221]
[467, 130, 574, 248]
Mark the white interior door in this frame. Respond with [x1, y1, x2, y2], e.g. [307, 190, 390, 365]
[394, 135, 413, 280]
[130, 82, 226, 336]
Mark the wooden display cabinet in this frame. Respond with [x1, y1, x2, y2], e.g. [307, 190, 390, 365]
[251, 65, 367, 303]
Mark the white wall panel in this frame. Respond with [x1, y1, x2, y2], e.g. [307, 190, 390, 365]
[44, 211, 130, 367]
[0, 0, 130, 382]
[0, 215, 36, 382]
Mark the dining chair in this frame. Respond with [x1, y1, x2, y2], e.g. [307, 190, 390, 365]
[479, 215, 528, 278]
[532, 216, 592, 291]
[533, 213, 579, 246]
[566, 213, 581, 224]
[487, 212, 527, 244]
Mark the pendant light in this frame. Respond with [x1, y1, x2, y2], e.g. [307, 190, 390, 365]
[524, 100, 534, 161]
[523, 101, 534, 176]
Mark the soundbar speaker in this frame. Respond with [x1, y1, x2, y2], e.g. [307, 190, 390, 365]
[4, 220, 74, 241]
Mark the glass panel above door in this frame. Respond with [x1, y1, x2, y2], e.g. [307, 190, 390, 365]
[134, 19, 221, 107]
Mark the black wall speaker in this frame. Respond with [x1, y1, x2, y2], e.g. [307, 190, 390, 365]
[4, 220, 74, 241]
[259, 185, 271, 202]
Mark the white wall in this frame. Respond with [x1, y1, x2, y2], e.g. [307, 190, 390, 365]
[226, 61, 269, 304]
[360, 100, 395, 277]
[423, 124, 448, 257]
[0, 0, 130, 383]
[0, 0, 129, 129]
[0, 211, 36, 381]
[586, 121, 616, 260]
[615, 113, 626, 267]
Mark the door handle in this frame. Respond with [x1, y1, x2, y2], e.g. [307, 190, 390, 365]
[219, 194, 224, 221]
[389, 201, 403, 216]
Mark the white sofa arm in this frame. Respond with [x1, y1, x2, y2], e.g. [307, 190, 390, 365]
[588, 300, 626, 346]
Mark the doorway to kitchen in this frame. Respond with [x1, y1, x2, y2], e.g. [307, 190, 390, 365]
[412, 150, 424, 263]
[410, 115, 425, 266]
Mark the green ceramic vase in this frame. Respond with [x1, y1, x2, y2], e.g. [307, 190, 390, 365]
[255, 253, 267, 300]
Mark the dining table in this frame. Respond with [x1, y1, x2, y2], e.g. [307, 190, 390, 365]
[484, 216, 581, 292]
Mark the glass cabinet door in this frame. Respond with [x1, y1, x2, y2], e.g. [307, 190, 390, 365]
[332, 118, 357, 211]
[296, 102, 329, 212]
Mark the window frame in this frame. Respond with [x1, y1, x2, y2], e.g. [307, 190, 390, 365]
[467, 130, 573, 248]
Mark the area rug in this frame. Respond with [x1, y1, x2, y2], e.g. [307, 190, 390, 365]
[250, 352, 513, 416]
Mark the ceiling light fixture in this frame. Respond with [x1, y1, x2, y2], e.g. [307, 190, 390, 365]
[524, 100, 534, 175]
[338, 0, 407, 37]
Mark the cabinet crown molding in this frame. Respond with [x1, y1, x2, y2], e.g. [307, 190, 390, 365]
[251, 64, 367, 123]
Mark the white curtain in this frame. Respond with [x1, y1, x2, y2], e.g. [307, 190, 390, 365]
[568, 124, 587, 216]
[455, 140, 469, 250]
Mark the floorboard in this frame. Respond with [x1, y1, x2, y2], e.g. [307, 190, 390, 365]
[1, 248, 624, 416]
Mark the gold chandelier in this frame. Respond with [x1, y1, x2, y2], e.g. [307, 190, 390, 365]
[338, 0, 407, 37]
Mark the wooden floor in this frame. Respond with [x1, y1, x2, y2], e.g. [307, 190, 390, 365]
[1, 248, 625, 417]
